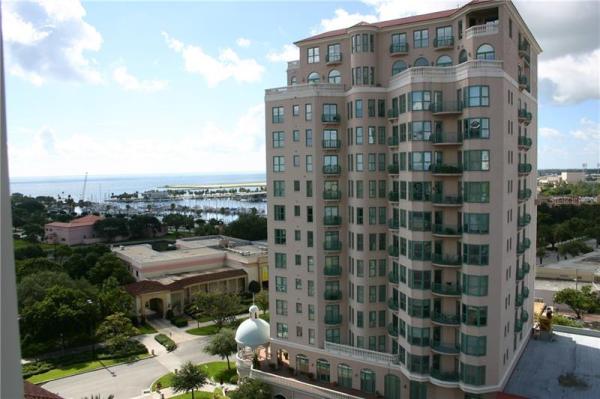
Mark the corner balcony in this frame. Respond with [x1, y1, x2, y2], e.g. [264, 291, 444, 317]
[431, 312, 460, 326]
[432, 224, 462, 238]
[324, 314, 342, 325]
[522, 262, 531, 275]
[387, 135, 400, 147]
[432, 282, 461, 297]
[388, 191, 400, 202]
[324, 265, 342, 276]
[517, 238, 531, 254]
[389, 42, 409, 55]
[464, 22, 499, 39]
[518, 213, 531, 228]
[431, 163, 462, 176]
[518, 109, 532, 125]
[323, 165, 341, 175]
[388, 271, 399, 284]
[430, 101, 463, 115]
[387, 298, 399, 311]
[388, 245, 399, 257]
[387, 323, 399, 337]
[322, 139, 341, 149]
[388, 218, 399, 230]
[518, 136, 532, 150]
[433, 36, 454, 49]
[321, 113, 341, 125]
[324, 240, 342, 251]
[430, 369, 459, 383]
[430, 132, 463, 146]
[518, 75, 530, 92]
[431, 341, 460, 355]
[432, 193, 462, 207]
[387, 109, 399, 121]
[325, 53, 342, 65]
[515, 293, 525, 307]
[323, 215, 342, 226]
[323, 189, 342, 201]
[514, 318, 524, 332]
[432, 253, 462, 268]
[518, 188, 532, 202]
[518, 163, 532, 175]
[324, 290, 342, 301]
[388, 164, 399, 174]
[519, 42, 531, 62]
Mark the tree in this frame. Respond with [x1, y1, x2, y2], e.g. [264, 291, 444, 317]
[248, 280, 261, 295]
[554, 286, 597, 319]
[87, 253, 134, 286]
[191, 291, 240, 328]
[22, 223, 44, 242]
[229, 378, 271, 399]
[255, 290, 268, 315]
[15, 258, 63, 281]
[14, 245, 45, 260]
[97, 277, 134, 317]
[223, 211, 267, 241]
[17, 270, 96, 310]
[96, 312, 139, 355]
[127, 215, 162, 239]
[163, 214, 193, 232]
[204, 329, 237, 369]
[171, 361, 207, 399]
[94, 217, 129, 242]
[52, 245, 74, 265]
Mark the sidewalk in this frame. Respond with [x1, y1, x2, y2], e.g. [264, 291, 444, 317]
[146, 312, 249, 344]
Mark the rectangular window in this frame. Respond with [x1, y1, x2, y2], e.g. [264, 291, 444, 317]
[355, 99, 363, 118]
[293, 129, 300, 142]
[355, 127, 364, 144]
[409, 121, 432, 141]
[410, 91, 431, 111]
[307, 47, 320, 63]
[275, 253, 286, 268]
[461, 334, 487, 356]
[275, 299, 287, 315]
[305, 128, 313, 146]
[463, 182, 490, 203]
[272, 106, 284, 123]
[462, 304, 488, 326]
[272, 131, 284, 148]
[274, 228, 286, 244]
[464, 85, 490, 107]
[413, 29, 429, 48]
[463, 150, 490, 171]
[305, 104, 312, 121]
[293, 155, 300, 167]
[460, 363, 486, 386]
[272, 156, 285, 172]
[408, 298, 431, 318]
[273, 181, 285, 197]
[463, 213, 490, 234]
[435, 26, 453, 46]
[408, 241, 432, 261]
[273, 205, 285, 221]
[292, 104, 299, 116]
[276, 322, 288, 339]
[409, 151, 432, 171]
[464, 118, 490, 139]
[305, 155, 313, 172]
[275, 276, 287, 292]
[462, 274, 489, 296]
[368, 99, 376, 117]
[463, 244, 490, 266]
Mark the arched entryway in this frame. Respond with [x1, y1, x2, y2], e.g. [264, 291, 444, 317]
[274, 395, 287, 399]
[147, 297, 164, 318]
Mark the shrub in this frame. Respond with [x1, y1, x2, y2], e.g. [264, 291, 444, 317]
[553, 314, 584, 328]
[155, 334, 177, 351]
[22, 361, 53, 378]
[229, 375, 238, 384]
[170, 316, 188, 328]
[96, 340, 147, 359]
[165, 309, 174, 320]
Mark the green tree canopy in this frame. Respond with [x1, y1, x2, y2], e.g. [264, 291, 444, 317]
[171, 361, 208, 399]
[190, 291, 240, 328]
[17, 270, 96, 310]
[94, 217, 129, 242]
[204, 328, 237, 369]
[87, 253, 134, 286]
[554, 286, 597, 319]
[127, 215, 163, 239]
[97, 277, 134, 317]
[14, 245, 45, 261]
[15, 258, 63, 281]
[255, 290, 268, 314]
[96, 312, 139, 355]
[228, 378, 271, 399]
[223, 211, 266, 241]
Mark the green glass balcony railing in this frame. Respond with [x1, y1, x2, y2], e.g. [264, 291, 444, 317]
[323, 265, 342, 276]
[432, 224, 462, 236]
[321, 113, 341, 123]
[324, 314, 342, 324]
[518, 214, 531, 228]
[322, 139, 341, 149]
[518, 75, 530, 91]
[431, 163, 463, 174]
[388, 191, 400, 202]
[515, 293, 524, 307]
[518, 136, 532, 149]
[388, 271, 399, 284]
[388, 298, 399, 311]
[388, 164, 399, 174]
[431, 312, 460, 325]
[434, 37, 454, 48]
[431, 341, 460, 354]
[523, 286, 530, 298]
[387, 109, 399, 119]
[323, 190, 342, 200]
[518, 188, 532, 201]
[430, 101, 463, 114]
[517, 238, 531, 254]
[521, 310, 529, 322]
[389, 42, 409, 54]
[323, 165, 341, 174]
[432, 282, 461, 296]
[432, 253, 462, 266]
[518, 109, 533, 124]
[514, 319, 523, 332]
[522, 262, 531, 274]
[325, 53, 342, 64]
[387, 135, 399, 146]
[388, 245, 399, 257]
[430, 131, 463, 145]
[430, 369, 459, 382]
[388, 218, 399, 229]
[323, 215, 342, 226]
[324, 290, 342, 300]
[324, 240, 342, 251]
[387, 323, 399, 337]
[516, 267, 525, 281]
[518, 163, 532, 174]
[432, 193, 462, 205]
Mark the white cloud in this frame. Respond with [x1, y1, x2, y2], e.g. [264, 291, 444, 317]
[162, 32, 264, 87]
[314, 9, 378, 34]
[236, 37, 251, 47]
[112, 66, 168, 93]
[539, 127, 562, 138]
[8, 105, 266, 177]
[266, 44, 299, 63]
[570, 118, 600, 141]
[2, 0, 103, 85]
[539, 49, 600, 104]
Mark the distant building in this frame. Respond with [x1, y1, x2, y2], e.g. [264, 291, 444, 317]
[537, 174, 561, 186]
[560, 171, 586, 184]
[116, 235, 268, 319]
[44, 214, 103, 246]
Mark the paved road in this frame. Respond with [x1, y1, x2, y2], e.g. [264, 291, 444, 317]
[42, 337, 221, 399]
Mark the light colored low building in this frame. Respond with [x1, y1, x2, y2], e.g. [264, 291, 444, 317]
[44, 215, 103, 246]
[116, 235, 268, 319]
[537, 174, 561, 186]
[561, 171, 586, 184]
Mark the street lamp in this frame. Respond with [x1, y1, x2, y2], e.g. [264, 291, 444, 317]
[87, 299, 96, 357]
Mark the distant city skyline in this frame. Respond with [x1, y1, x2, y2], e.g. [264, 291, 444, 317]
[3, 0, 599, 177]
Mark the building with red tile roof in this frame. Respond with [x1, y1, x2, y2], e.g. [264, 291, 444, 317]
[44, 214, 104, 246]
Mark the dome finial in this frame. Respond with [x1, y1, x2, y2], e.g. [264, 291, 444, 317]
[249, 304, 259, 319]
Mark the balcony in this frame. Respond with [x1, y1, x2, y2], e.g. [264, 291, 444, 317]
[518, 136, 532, 150]
[432, 224, 462, 237]
[387, 136, 399, 147]
[388, 271, 399, 284]
[464, 22, 499, 39]
[516, 266, 525, 281]
[518, 188, 532, 201]
[388, 191, 400, 202]
[387, 323, 399, 337]
[432, 254, 462, 267]
[519, 41, 530, 61]
[518, 109, 532, 125]
[388, 245, 399, 257]
[324, 265, 342, 276]
[518, 213, 531, 228]
[432, 282, 461, 297]
[324, 314, 342, 325]
[387, 298, 399, 311]
[323, 165, 341, 175]
[431, 312, 460, 326]
[322, 139, 341, 149]
[321, 113, 341, 125]
[514, 319, 524, 333]
[430, 101, 463, 115]
[522, 262, 531, 274]
[523, 286, 530, 298]
[324, 240, 342, 251]
[389, 42, 409, 55]
[325, 53, 342, 65]
[323, 190, 342, 200]
[518, 163, 532, 175]
[430, 369, 459, 382]
[432, 193, 462, 206]
[430, 132, 463, 146]
[324, 290, 342, 301]
[517, 238, 531, 254]
[323, 215, 342, 226]
[433, 37, 454, 49]
[388, 218, 399, 230]
[431, 163, 462, 176]
[431, 341, 460, 355]
[387, 109, 399, 120]
[387, 164, 399, 174]
[521, 310, 529, 322]
[518, 75, 530, 92]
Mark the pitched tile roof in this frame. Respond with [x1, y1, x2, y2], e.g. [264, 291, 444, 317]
[24, 381, 63, 399]
[45, 214, 103, 228]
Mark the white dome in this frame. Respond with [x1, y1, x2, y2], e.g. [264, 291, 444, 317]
[235, 306, 270, 348]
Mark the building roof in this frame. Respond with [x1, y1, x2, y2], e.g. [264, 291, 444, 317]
[235, 305, 270, 347]
[45, 214, 103, 228]
[124, 268, 247, 295]
[24, 381, 63, 399]
[295, 0, 492, 44]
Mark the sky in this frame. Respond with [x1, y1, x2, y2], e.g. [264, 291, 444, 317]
[2, 0, 599, 178]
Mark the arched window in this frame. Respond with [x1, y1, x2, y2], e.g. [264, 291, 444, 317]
[414, 57, 429, 67]
[360, 369, 376, 394]
[477, 44, 495, 60]
[290, 76, 297, 85]
[459, 49, 468, 64]
[316, 359, 330, 382]
[384, 374, 401, 399]
[296, 354, 309, 373]
[392, 60, 407, 76]
[328, 70, 341, 84]
[307, 72, 320, 84]
[337, 363, 352, 388]
[436, 55, 452, 67]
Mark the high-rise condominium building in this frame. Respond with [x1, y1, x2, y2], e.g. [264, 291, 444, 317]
[263, 1, 539, 398]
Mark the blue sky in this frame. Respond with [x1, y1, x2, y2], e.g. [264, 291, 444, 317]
[3, 0, 599, 177]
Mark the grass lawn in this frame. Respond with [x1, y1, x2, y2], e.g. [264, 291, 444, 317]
[136, 323, 158, 335]
[27, 353, 151, 384]
[168, 391, 214, 399]
[13, 239, 55, 251]
[152, 362, 236, 391]
[186, 324, 221, 336]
